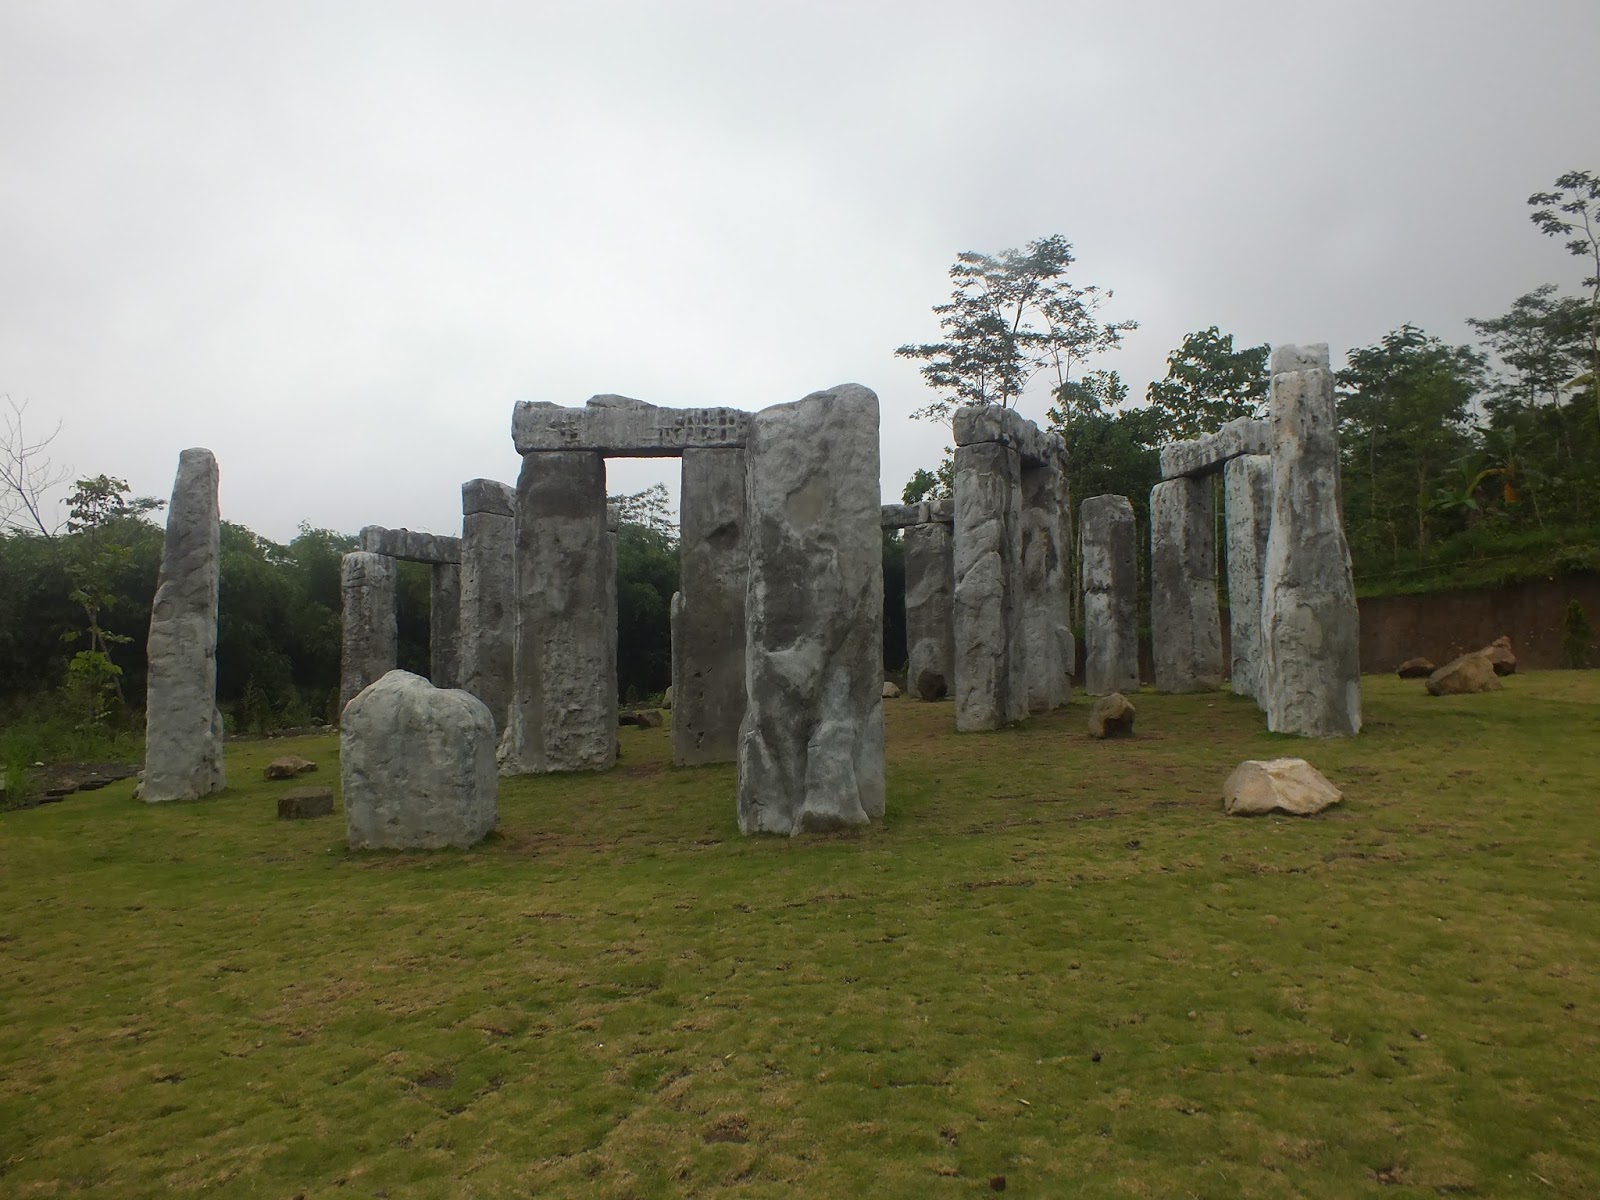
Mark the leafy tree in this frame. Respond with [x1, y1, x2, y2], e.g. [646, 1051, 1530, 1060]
[1528, 169, 1600, 423]
[1145, 327, 1270, 440]
[896, 235, 1136, 420]
[901, 456, 953, 504]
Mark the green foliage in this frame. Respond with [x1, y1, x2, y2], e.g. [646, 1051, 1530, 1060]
[614, 519, 678, 701]
[1145, 326, 1270, 440]
[901, 457, 952, 504]
[1, 750, 31, 811]
[1563, 600, 1593, 668]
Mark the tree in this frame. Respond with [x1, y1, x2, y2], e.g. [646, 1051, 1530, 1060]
[1145, 327, 1270, 440]
[896, 235, 1136, 420]
[1, 397, 70, 537]
[901, 456, 953, 504]
[1528, 169, 1600, 424]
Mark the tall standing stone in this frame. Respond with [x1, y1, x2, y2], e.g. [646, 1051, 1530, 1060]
[459, 479, 516, 732]
[1261, 344, 1361, 737]
[1149, 476, 1223, 693]
[1224, 454, 1273, 706]
[504, 450, 616, 773]
[953, 440, 1025, 730]
[429, 562, 461, 689]
[142, 448, 225, 802]
[672, 447, 748, 765]
[339, 551, 398, 716]
[738, 384, 884, 835]
[903, 519, 955, 700]
[1079, 494, 1140, 696]
[1021, 461, 1072, 712]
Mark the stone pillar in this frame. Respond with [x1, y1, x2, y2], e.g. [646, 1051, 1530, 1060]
[1261, 345, 1361, 737]
[141, 447, 225, 803]
[429, 562, 461, 689]
[1021, 461, 1072, 713]
[738, 384, 884, 835]
[672, 447, 748, 765]
[1224, 454, 1273, 707]
[1149, 476, 1223, 693]
[903, 519, 955, 700]
[1079, 494, 1140, 696]
[339, 551, 397, 716]
[459, 479, 516, 732]
[953, 441, 1025, 730]
[504, 450, 616, 774]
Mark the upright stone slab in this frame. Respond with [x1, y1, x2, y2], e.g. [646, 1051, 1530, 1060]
[459, 479, 516, 732]
[429, 562, 462, 688]
[504, 450, 616, 773]
[1149, 476, 1223, 693]
[1224, 454, 1273, 706]
[738, 384, 884, 835]
[1079, 494, 1140, 696]
[672, 447, 748, 766]
[1021, 461, 1072, 713]
[339, 552, 398, 716]
[1261, 344, 1361, 737]
[903, 520, 955, 700]
[953, 440, 1026, 730]
[141, 448, 225, 803]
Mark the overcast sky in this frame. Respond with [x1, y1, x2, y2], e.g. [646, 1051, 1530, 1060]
[3, 0, 1597, 542]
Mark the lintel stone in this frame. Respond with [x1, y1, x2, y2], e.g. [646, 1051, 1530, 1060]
[1158, 416, 1272, 481]
[512, 394, 750, 456]
[358, 526, 462, 564]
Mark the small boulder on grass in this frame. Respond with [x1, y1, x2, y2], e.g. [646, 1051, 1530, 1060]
[619, 709, 663, 729]
[882, 681, 902, 699]
[277, 787, 334, 820]
[1087, 693, 1136, 738]
[1396, 657, 1435, 679]
[264, 755, 317, 780]
[1426, 653, 1503, 696]
[1477, 635, 1517, 676]
[1223, 758, 1342, 816]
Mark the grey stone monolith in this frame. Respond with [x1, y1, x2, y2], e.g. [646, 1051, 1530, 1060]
[1224, 454, 1273, 706]
[953, 440, 1025, 730]
[341, 670, 497, 849]
[672, 447, 748, 766]
[504, 450, 616, 773]
[339, 551, 398, 717]
[1021, 461, 1072, 713]
[141, 448, 225, 803]
[737, 384, 884, 835]
[429, 562, 461, 689]
[459, 479, 515, 732]
[1079, 494, 1140, 696]
[904, 520, 955, 700]
[1149, 476, 1223, 693]
[1260, 345, 1361, 737]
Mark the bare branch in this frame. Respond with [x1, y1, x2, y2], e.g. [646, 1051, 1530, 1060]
[1, 397, 72, 537]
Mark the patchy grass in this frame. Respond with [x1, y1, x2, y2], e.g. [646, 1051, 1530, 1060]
[2, 672, 1599, 1198]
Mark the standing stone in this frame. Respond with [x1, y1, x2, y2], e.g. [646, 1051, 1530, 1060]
[459, 479, 516, 732]
[903, 520, 955, 700]
[339, 552, 398, 717]
[1021, 461, 1072, 713]
[1260, 344, 1361, 737]
[341, 670, 497, 849]
[429, 562, 462, 689]
[1079, 494, 1140, 696]
[738, 384, 884, 835]
[672, 448, 748, 766]
[504, 450, 616, 773]
[1149, 476, 1223, 693]
[953, 440, 1026, 730]
[1224, 454, 1274, 706]
[141, 448, 225, 803]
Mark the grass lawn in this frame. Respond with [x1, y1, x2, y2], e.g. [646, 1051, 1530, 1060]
[3, 672, 1599, 1198]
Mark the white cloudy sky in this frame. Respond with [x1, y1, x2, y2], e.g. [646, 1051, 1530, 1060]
[3, 0, 1596, 542]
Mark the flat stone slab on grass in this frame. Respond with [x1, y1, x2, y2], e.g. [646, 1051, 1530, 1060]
[1087, 693, 1136, 738]
[1427, 653, 1503, 695]
[277, 787, 334, 820]
[264, 755, 316, 780]
[1223, 758, 1342, 816]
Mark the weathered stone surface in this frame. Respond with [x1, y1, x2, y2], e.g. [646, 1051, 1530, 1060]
[358, 525, 461, 564]
[1158, 416, 1271, 481]
[1079, 494, 1141, 696]
[341, 671, 497, 849]
[672, 447, 748, 766]
[339, 552, 398, 716]
[513, 394, 750, 456]
[954, 440, 1027, 729]
[1478, 635, 1517, 675]
[1426, 652, 1503, 695]
[429, 562, 462, 688]
[904, 520, 956, 701]
[738, 384, 885, 835]
[879, 502, 924, 528]
[142, 448, 225, 803]
[1021, 461, 1072, 713]
[1224, 454, 1274, 705]
[504, 450, 617, 774]
[1396, 657, 1436, 678]
[882, 681, 902, 698]
[277, 787, 334, 820]
[459, 481, 516, 732]
[264, 755, 316, 781]
[1260, 344, 1362, 737]
[952, 404, 1067, 468]
[1150, 477, 1223, 693]
[1222, 757, 1342, 816]
[1087, 692, 1136, 739]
